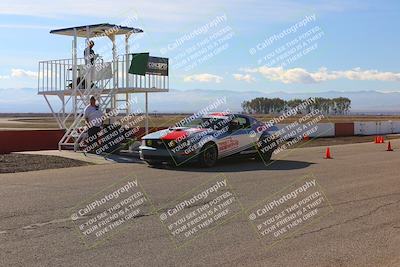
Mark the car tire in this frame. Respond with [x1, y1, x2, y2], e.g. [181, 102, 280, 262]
[199, 142, 218, 168]
[257, 136, 274, 162]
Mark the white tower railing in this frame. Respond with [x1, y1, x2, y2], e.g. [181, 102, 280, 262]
[38, 55, 169, 94]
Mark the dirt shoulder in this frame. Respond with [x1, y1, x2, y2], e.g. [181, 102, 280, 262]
[0, 153, 92, 173]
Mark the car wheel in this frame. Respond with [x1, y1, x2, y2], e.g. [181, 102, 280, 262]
[257, 137, 274, 162]
[199, 143, 218, 167]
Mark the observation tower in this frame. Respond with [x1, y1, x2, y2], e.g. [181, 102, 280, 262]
[37, 23, 169, 150]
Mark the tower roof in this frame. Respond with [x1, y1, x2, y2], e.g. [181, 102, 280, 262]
[50, 23, 143, 38]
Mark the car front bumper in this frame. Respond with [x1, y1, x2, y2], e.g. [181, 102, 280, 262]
[139, 145, 199, 165]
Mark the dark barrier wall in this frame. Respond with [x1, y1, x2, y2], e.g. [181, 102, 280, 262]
[0, 127, 166, 154]
[335, 123, 355, 137]
[0, 130, 65, 154]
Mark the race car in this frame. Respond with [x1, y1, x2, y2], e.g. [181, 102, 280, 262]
[139, 112, 279, 167]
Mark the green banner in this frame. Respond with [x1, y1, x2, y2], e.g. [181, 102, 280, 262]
[128, 53, 149, 76]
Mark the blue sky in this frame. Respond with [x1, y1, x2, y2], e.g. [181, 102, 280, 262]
[0, 0, 400, 94]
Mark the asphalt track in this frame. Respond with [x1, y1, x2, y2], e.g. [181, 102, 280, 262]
[0, 139, 399, 266]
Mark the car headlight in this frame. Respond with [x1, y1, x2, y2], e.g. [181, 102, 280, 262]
[168, 140, 176, 148]
[146, 140, 153, 147]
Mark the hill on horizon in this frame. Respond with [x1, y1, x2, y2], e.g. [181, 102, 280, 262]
[0, 88, 399, 114]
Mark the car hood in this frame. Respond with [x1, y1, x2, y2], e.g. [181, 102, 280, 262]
[142, 127, 212, 141]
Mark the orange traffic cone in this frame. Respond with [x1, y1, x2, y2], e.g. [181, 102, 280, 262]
[387, 141, 393, 151]
[324, 147, 332, 159]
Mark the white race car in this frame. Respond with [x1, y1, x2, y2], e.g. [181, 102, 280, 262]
[139, 112, 279, 167]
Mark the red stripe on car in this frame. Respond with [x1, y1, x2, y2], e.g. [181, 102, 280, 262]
[161, 131, 189, 140]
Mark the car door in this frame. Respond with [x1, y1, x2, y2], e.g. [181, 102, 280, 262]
[217, 115, 257, 158]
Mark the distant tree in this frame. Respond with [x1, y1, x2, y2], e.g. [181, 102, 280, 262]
[241, 100, 252, 114]
[241, 96, 351, 115]
[270, 98, 286, 114]
[332, 97, 351, 115]
[286, 99, 303, 114]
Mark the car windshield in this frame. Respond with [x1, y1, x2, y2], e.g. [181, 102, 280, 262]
[181, 117, 227, 130]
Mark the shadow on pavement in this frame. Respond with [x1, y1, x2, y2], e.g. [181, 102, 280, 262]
[150, 158, 314, 172]
[104, 153, 144, 164]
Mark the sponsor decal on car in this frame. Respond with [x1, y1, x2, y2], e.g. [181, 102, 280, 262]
[218, 137, 239, 152]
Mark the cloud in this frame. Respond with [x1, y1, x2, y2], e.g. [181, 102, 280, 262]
[233, 73, 255, 83]
[184, 73, 223, 83]
[11, 69, 38, 79]
[242, 66, 400, 84]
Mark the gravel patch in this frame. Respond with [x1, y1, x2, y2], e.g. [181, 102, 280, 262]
[0, 153, 92, 173]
